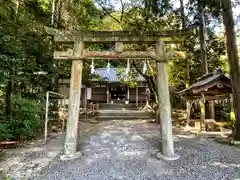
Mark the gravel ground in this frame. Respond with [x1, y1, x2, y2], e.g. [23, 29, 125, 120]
[0, 121, 98, 180]
[0, 133, 65, 180]
[39, 120, 240, 180]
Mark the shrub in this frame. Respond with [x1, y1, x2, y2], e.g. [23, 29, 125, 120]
[0, 123, 13, 141]
[0, 95, 44, 141]
[10, 95, 44, 140]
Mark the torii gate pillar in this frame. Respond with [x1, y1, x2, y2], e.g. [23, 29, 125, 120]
[64, 39, 84, 156]
[155, 40, 179, 160]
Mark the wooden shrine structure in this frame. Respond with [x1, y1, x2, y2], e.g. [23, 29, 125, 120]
[45, 27, 194, 160]
[178, 69, 233, 130]
[58, 67, 151, 107]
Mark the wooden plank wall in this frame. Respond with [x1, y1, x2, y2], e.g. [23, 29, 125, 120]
[92, 87, 107, 102]
[58, 83, 152, 104]
[129, 87, 146, 102]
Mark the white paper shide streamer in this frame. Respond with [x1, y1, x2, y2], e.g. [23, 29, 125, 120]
[125, 58, 130, 74]
[143, 59, 147, 74]
[107, 59, 110, 73]
[124, 59, 130, 81]
[90, 58, 95, 74]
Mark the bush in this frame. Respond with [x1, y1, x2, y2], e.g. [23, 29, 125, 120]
[0, 123, 13, 141]
[0, 95, 44, 141]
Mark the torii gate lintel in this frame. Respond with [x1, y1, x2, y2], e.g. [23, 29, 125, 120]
[44, 26, 194, 44]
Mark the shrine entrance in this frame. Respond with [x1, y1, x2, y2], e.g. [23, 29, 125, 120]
[45, 27, 193, 160]
[110, 86, 126, 101]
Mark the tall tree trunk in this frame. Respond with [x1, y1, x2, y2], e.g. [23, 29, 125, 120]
[51, 0, 56, 27]
[180, 0, 189, 87]
[60, 0, 72, 28]
[180, 0, 186, 28]
[198, 0, 215, 120]
[180, 0, 191, 126]
[221, 0, 240, 140]
[55, 0, 70, 28]
[55, 0, 61, 28]
[198, 0, 208, 74]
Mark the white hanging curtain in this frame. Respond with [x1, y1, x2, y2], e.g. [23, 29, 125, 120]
[107, 59, 110, 73]
[90, 58, 95, 74]
[143, 59, 147, 74]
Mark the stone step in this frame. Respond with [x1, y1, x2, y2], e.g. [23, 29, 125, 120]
[96, 109, 154, 120]
[99, 103, 136, 110]
[98, 110, 152, 117]
[96, 103, 153, 120]
[96, 115, 154, 120]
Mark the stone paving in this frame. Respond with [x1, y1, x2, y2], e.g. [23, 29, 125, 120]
[39, 120, 240, 180]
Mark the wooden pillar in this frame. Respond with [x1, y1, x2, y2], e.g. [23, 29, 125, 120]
[156, 40, 176, 159]
[199, 94, 205, 131]
[146, 87, 149, 106]
[210, 101, 215, 120]
[64, 40, 84, 155]
[107, 85, 109, 103]
[126, 87, 130, 103]
[44, 91, 49, 144]
[136, 86, 138, 107]
[230, 93, 235, 122]
[63, 85, 66, 107]
[186, 100, 192, 128]
[85, 87, 87, 109]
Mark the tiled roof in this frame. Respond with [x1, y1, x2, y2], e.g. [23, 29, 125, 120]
[190, 69, 231, 89]
[178, 69, 231, 94]
[92, 68, 145, 82]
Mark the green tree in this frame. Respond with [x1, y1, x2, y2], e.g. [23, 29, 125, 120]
[221, 0, 240, 140]
[0, 0, 57, 139]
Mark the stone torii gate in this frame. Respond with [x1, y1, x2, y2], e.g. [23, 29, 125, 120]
[45, 27, 192, 160]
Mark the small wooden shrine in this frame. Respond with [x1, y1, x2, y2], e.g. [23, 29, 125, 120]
[178, 69, 233, 130]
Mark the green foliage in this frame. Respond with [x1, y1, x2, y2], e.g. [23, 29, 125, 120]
[116, 66, 138, 88]
[101, 11, 124, 30]
[0, 0, 55, 142]
[71, 0, 103, 30]
[168, 59, 185, 88]
[0, 123, 14, 141]
[0, 96, 44, 141]
[11, 95, 44, 140]
[5, 175, 14, 180]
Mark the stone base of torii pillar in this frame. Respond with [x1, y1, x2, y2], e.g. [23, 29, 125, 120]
[156, 152, 180, 161]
